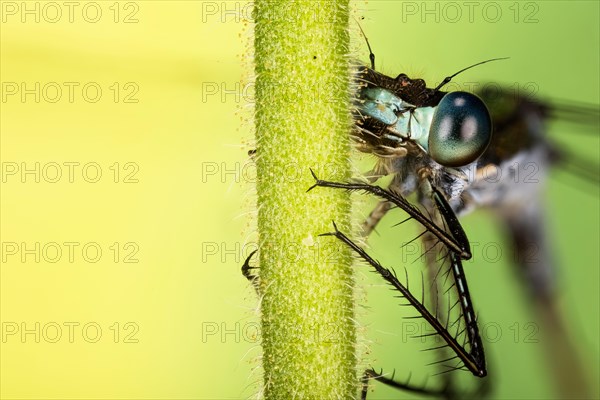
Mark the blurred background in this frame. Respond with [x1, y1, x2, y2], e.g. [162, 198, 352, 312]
[0, 1, 597, 399]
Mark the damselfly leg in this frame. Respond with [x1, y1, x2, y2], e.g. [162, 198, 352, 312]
[310, 170, 489, 397]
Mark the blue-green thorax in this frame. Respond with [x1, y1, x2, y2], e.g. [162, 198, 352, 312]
[360, 87, 433, 151]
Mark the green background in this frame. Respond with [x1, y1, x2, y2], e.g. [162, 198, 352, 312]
[0, 1, 598, 399]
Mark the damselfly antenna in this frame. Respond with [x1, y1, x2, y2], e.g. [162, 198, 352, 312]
[432, 57, 509, 92]
[355, 17, 375, 70]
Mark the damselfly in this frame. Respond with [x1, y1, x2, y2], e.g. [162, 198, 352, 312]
[244, 7, 599, 399]
[308, 22, 599, 399]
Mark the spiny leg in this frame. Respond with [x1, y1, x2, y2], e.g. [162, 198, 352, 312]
[422, 232, 457, 393]
[419, 185, 490, 397]
[311, 171, 486, 375]
[419, 187, 480, 383]
[308, 169, 471, 259]
[425, 184, 486, 371]
[420, 232, 491, 399]
[311, 173, 488, 394]
[319, 222, 486, 377]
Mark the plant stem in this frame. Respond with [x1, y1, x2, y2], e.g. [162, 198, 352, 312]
[253, 1, 355, 398]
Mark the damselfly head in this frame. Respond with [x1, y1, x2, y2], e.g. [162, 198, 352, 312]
[355, 78, 492, 168]
[353, 36, 503, 168]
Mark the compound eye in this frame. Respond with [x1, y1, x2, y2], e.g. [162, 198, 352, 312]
[428, 92, 492, 167]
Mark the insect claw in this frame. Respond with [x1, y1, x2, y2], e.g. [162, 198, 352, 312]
[318, 221, 340, 238]
[331, 220, 339, 232]
[306, 168, 321, 192]
[318, 232, 336, 238]
[306, 181, 320, 192]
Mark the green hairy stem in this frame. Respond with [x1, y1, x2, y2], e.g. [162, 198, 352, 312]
[253, 1, 356, 398]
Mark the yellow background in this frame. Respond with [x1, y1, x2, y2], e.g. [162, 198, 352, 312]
[1, 1, 598, 399]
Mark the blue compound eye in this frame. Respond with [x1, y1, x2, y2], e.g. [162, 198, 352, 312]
[428, 92, 492, 167]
